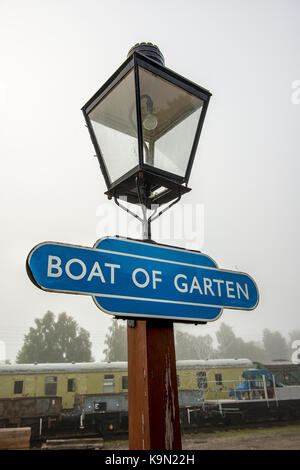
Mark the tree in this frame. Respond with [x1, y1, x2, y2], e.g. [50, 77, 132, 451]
[16, 311, 93, 363]
[262, 329, 289, 361]
[215, 323, 266, 361]
[175, 331, 215, 360]
[288, 329, 300, 345]
[103, 319, 127, 362]
[215, 323, 237, 358]
[175, 323, 266, 362]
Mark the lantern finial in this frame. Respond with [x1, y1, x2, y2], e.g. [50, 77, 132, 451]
[127, 42, 165, 66]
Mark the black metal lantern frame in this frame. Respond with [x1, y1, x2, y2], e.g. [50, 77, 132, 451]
[82, 49, 211, 213]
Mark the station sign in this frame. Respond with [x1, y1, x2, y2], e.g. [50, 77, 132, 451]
[26, 237, 259, 323]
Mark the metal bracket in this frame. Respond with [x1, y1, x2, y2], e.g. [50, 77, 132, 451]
[113, 176, 182, 241]
[127, 320, 136, 328]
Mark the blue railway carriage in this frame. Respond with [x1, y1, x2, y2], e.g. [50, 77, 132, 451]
[200, 368, 300, 427]
[255, 361, 300, 386]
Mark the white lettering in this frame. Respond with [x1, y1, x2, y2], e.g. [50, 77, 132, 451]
[213, 279, 224, 296]
[291, 80, 300, 104]
[105, 456, 140, 467]
[189, 276, 203, 294]
[105, 263, 120, 284]
[47, 255, 63, 278]
[226, 281, 235, 298]
[174, 274, 188, 293]
[291, 340, 300, 364]
[47, 256, 119, 285]
[236, 282, 249, 300]
[152, 270, 162, 289]
[65, 258, 87, 280]
[203, 278, 215, 296]
[132, 268, 150, 288]
[87, 261, 105, 282]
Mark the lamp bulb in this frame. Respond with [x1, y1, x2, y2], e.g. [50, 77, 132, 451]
[143, 113, 158, 131]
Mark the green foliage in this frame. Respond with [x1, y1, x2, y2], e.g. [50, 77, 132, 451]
[175, 322, 266, 362]
[16, 311, 93, 363]
[263, 329, 289, 361]
[102, 319, 298, 364]
[103, 319, 127, 362]
[175, 331, 214, 360]
[215, 323, 266, 361]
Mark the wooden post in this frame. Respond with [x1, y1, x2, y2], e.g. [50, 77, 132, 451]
[127, 319, 182, 450]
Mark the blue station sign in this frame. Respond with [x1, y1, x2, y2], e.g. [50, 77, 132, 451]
[26, 237, 259, 323]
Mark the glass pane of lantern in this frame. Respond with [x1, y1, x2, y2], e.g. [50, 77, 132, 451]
[138, 67, 204, 177]
[88, 69, 138, 184]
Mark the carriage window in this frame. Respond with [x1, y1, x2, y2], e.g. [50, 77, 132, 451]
[45, 376, 57, 395]
[67, 378, 76, 392]
[197, 371, 207, 389]
[215, 373, 222, 385]
[122, 376, 128, 390]
[14, 380, 23, 394]
[103, 374, 115, 393]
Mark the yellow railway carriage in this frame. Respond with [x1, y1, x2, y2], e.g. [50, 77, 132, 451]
[0, 362, 128, 409]
[0, 359, 253, 409]
[176, 359, 252, 400]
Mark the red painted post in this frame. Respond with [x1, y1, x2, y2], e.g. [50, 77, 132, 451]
[127, 319, 182, 450]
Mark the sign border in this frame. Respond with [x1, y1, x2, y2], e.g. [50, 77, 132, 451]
[26, 236, 259, 323]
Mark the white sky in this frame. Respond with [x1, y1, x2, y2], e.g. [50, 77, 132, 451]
[0, 0, 299, 362]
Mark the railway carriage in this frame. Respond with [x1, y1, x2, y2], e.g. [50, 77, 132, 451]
[3, 358, 299, 438]
[176, 358, 252, 400]
[0, 359, 253, 410]
[0, 362, 128, 409]
[255, 361, 300, 386]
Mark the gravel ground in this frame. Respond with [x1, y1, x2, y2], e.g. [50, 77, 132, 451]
[102, 424, 300, 450]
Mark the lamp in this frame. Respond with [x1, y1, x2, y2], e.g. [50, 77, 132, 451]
[82, 43, 211, 211]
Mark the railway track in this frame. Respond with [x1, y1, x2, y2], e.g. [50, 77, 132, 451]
[33, 418, 300, 447]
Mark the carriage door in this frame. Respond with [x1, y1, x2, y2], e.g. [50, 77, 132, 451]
[197, 371, 207, 400]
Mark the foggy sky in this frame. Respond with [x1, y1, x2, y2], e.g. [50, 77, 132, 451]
[0, 0, 299, 362]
